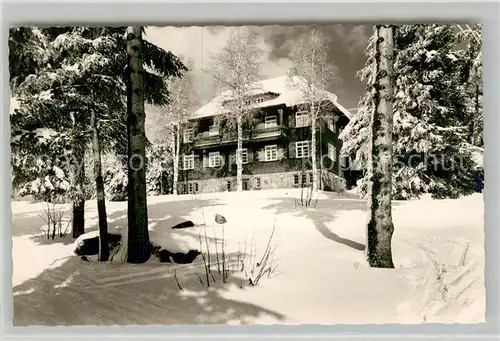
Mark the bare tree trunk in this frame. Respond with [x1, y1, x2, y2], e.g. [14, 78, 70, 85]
[90, 101, 109, 262]
[72, 146, 85, 238]
[173, 123, 180, 195]
[72, 200, 85, 237]
[366, 25, 395, 268]
[236, 115, 243, 192]
[126, 26, 151, 264]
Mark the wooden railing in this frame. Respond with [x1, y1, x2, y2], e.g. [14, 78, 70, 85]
[193, 126, 284, 148]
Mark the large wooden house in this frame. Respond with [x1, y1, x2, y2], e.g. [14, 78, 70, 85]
[177, 75, 352, 194]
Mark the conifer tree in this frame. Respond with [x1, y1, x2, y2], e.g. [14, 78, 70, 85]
[342, 24, 477, 199]
[10, 27, 187, 244]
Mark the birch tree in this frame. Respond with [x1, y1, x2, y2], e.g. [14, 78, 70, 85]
[165, 60, 196, 195]
[289, 29, 339, 191]
[365, 25, 395, 268]
[208, 29, 263, 192]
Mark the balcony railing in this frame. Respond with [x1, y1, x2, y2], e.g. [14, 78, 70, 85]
[193, 125, 284, 148]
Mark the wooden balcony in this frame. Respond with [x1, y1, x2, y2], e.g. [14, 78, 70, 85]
[193, 125, 284, 148]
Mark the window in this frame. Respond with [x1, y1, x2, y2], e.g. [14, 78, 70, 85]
[296, 111, 310, 127]
[183, 128, 194, 143]
[245, 100, 251, 106]
[295, 141, 310, 158]
[301, 174, 307, 185]
[209, 152, 221, 168]
[255, 177, 261, 188]
[183, 154, 194, 170]
[293, 174, 299, 185]
[256, 98, 264, 104]
[240, 148, 248, 164]
[328, 143, 336, 161]
[265, 115, 277, 128]
[226, 180, 231, 191]
[265, 145, 278, 161]
[187, 183, 199, 194]
[209, 125, 219, 136]
[309, 172, 314, 184]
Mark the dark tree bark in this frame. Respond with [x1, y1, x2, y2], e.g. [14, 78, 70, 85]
[72, 199, 85, 238]
[90, 98, 109, 262]
[366, 25, 395, 268]
[72, 146, 85, 238]
[126, 26, 151, 263]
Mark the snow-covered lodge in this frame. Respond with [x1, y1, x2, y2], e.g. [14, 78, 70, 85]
[177, 75, 352, 194]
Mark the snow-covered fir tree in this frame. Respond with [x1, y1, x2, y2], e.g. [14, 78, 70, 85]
[10, 26, 187, 238]
[342, 24, 478, 199]
[10, 26, 186, 195]
[146, 143, 173, 196]
[456, 24, 483, 147]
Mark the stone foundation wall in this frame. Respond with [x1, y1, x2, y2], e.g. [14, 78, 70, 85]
[179, 170, 346, 194]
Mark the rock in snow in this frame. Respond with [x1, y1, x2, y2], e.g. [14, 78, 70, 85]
[171, 220, 195, 229]
[215, 213, 227, 224]
[73, 232, 122, 256]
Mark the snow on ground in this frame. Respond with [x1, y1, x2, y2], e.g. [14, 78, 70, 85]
[11, 189, 485, 325]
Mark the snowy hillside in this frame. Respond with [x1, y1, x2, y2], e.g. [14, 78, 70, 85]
[12, 189, 484, 325]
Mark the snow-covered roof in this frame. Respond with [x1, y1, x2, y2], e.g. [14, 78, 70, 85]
[191, 75, 351, 120]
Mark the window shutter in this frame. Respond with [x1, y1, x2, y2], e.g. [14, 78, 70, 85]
[277, 147, 284, 160]
[256, 148, 264, 162]
[203, 154, 208, 168]
[248, 149, 254, 163]
[193, 154, 200, 168]
[229, 151, 236, 166]
[220, 153, 225, 167]
[288, 112, 295, 128]
[289, 142, 296, 159]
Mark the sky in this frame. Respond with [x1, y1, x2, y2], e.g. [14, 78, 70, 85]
[144, 25, 373, 111]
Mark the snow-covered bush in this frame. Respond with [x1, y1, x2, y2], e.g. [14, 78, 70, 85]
[146, 143, 173, 196]
[16, 163, 73, 203]
[102, 153, 128, 201]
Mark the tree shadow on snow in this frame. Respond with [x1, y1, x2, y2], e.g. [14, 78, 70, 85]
[12, 249, 285, 326]
[103, 198, 224, 231]
[12, 196, 286, 324]
[261, 194, 403, 252]
[14, 198, 223, 246]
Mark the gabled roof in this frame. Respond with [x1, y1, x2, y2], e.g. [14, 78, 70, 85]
[191, 75, 351, 120]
